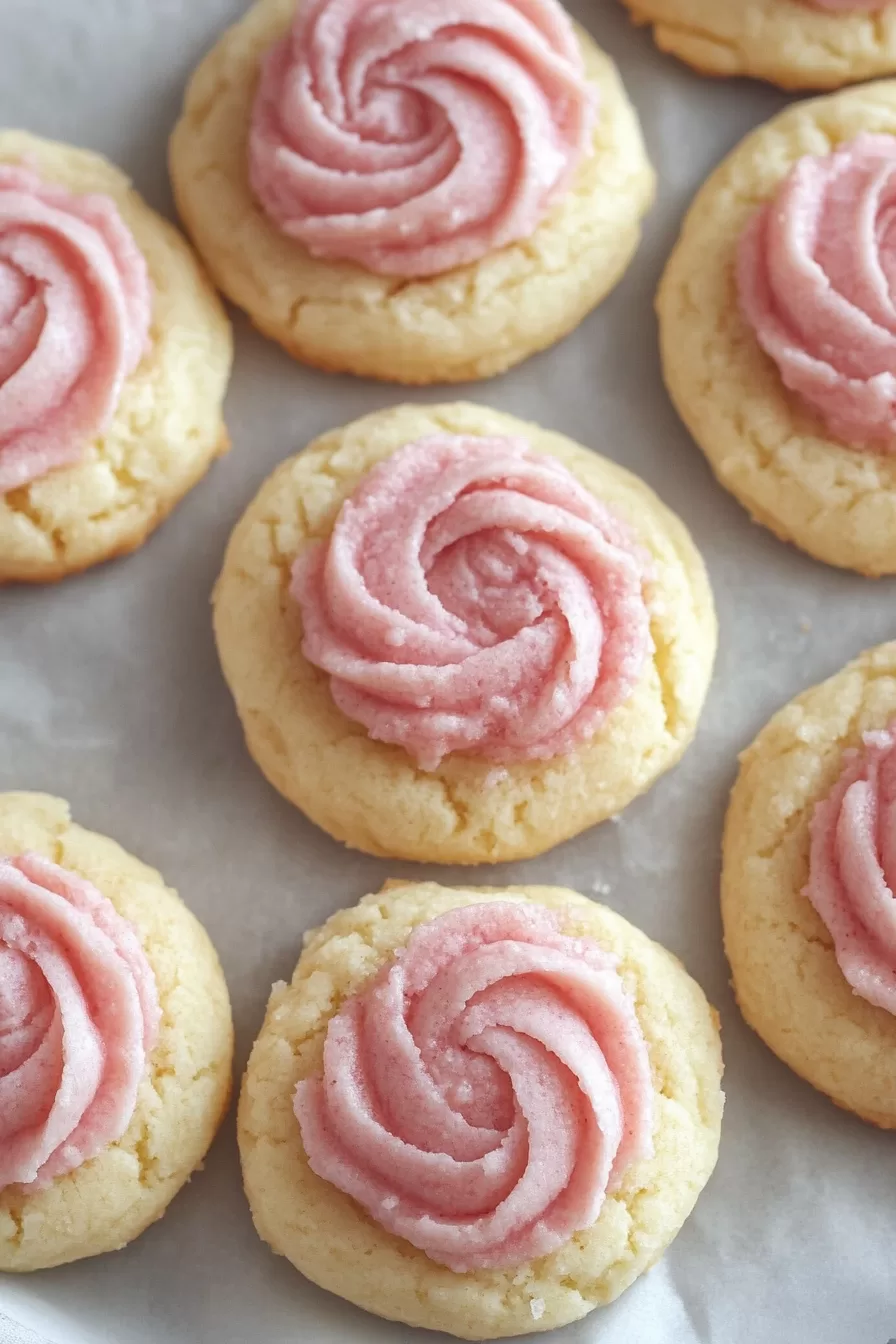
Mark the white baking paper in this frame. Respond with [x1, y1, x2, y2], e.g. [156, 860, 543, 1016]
[1, 1, 895, 1340]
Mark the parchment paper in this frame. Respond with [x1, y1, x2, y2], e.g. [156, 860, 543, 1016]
[1, 2, 894, 1340]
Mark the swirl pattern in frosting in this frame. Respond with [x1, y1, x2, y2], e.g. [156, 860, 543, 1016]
[295, 901, 653, 1271]
[737, 133, 896, 449]
[0, 854, 159, 1190]
[804, 1, 880, 10]
[807, 723, 896, 1015]
[0, 164, 151, 494]
[291, 434, 650, 771]
[248, 0, 596, 277]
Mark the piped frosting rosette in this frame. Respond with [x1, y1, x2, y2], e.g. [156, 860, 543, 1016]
[738, 133, 896, 449]
[295, 901, 654, 1272]
[249, 0, 596, 276]
[0, 164, 151, 494]
[0, 854, 159, 1190]
[807, 722, 896, 1014]
[291, 433, 650, 771]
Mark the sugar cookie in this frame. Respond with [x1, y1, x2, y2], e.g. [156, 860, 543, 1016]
[239, 881, 724, 1340]
[659, 82, 896, 576]
[213, 402, 717, 864]
[0, 132, 232, 584]
[169, 0, 654, 384]
[722, 640, 896, 1127]
[0, 792, 233, 1270]
[621, 0, 896, 91]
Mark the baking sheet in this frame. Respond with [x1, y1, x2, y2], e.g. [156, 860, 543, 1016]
[1, 1, 895, 1340]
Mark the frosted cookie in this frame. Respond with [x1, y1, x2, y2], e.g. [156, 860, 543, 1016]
[0, 131, 232, 584]
[723, 641, 896, 1127]
[659, 83, 896, 576]
[239, 881, 724, 1340]
[213, 402, 716, 864]
[0, 792, 234, 1270]
[168, 0, 654, 385]
[621, 0, 896, 91]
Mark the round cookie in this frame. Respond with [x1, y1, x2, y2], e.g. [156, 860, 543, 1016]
[658, 82, 896, 577]
[621, 0, 896, 91]
[238, 880, 724, 1341]
[722, 641, 896, 1127]
[0, 132, 232, 584]
[168, 0, 655, 385]
[0, 792, 234, 1271]
[212, 402, 717, 865]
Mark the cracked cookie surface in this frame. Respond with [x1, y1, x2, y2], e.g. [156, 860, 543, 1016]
[0, 132, 232, 585]
[722, 641, 896, 1127]
[212, 402, 717, 865]
[168, 0, 654, 385]
[622, 0, 896, 90]
[238, 880, 724, 1341]
[0, 792, 234, 1271]
[658, 82, 896, 576]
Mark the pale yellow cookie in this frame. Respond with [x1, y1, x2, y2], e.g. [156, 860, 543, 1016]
[168, 0, 654, 385]
[212, 402, 717, 865]
[0, 132, 233, 585]
[658, 82, 896, 577]
[0, 792, 234, 1271]
[239, 880, 724, 1341]
[622, 0, 896, 90]
[722, 641, 896, 1128]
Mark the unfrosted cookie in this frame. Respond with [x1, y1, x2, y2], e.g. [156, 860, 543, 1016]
[622, 0, 896, 90]
[659, 83, 896, 576]
[213, 402, 716, 865]
[0, 132, 232, 584]
[168, 0, 654, 385]
[239, 880, 724, 1340]
[0, 792, 234, 1270]
[722, 641, 896, 1127]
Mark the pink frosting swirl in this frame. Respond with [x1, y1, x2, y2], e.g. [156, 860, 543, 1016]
[737, 134, 896, 450]
[0, 854, 159, 1190]
[248, 0, 596, 277]
[295, 902, 653, 1271]
[807, 724, 896, 1015]
[0, 165, 151, 494]
[291, 434, 650, 771]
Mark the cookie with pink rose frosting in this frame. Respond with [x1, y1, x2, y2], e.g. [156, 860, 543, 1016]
[213, 402, 716, 864]
[0, 131, 232, 584]
[723, 640, 896, 1127]
[238, 880, 723, 1339]
[169, 0, 654, 384]
[0, 792, 233, 1271]
[659, 82, 896, 576]
[621, 0, 896, 90]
